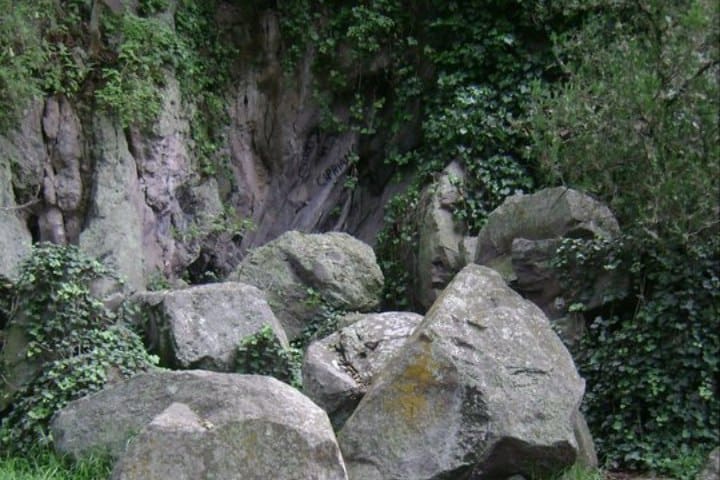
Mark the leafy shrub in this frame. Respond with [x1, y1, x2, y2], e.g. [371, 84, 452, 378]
[0, 243, 157, 454]
[557, 234, 719, 476]
[235, 325, 302, 389]
[96, 11, 186, 128]
[531, 1, 719, 474]
[530, 0, 719, 239]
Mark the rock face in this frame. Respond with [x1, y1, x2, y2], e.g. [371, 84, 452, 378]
[474, 187, 621, 343]
[229, 231, 384, 339]
[303, 311, 422, 428]
[0, 157, 32, 281]
[0, 319, 42, 412]
[135, 282, 287, 371]
[0, 2, 420, 292]
[51, 370, 348, 479]
[80, 115, 147, 293]
[411, 161, 472, 310]
[338, 264, 585, 479]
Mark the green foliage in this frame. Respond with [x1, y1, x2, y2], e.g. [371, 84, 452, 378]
[554, 463, 604, 480]
[530, 3, 719, 473]
[96, 11, 185, 128]
[375, 183, 420, 309]
[293, 302, 346, 350]
[530, 0, 719, 239]
[556, 233, 719, 476]
[235, 325, 302, 389]
[0, 447, 111, 480]
[0, 243, 157, 454]
[0, 0, 92, 130]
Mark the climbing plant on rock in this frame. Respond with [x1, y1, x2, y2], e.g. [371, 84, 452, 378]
[0, 243, 157, 454]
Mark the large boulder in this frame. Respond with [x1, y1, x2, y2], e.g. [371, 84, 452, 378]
[338, 264, 586, 479]
[228, 231, 383, 339]
[51, 370, 348, 479]
[474, 187, 621, 343]
[134, 282, 288, 371]
[303, 311, 422, 428]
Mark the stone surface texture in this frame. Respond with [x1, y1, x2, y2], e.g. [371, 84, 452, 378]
[135, 282, 287, 371]
[303, 311, 422, 428]
[229, 231, 383, 339]
[338, 264, 585, 480]
[52, 370, 348, 479]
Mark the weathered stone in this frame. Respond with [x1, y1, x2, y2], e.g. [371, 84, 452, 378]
[135, 282, 287, 371]
[48, 96, 83, 213]
[697, 447, 719, 480]
[80, 115, 146, 293]
[303, 312, 422, 428]
[0, 159, 32, 282]
[338, 264, 585, 479]
[229, 231, 383, 339]
[0, 318, 42, 412]
[475, 187, 619, 268]
[411, 161, 472, 310]
[0, 99, 46, 203]
[573, 411, 598, 469]
[474, 187, 622, 335]
[51, 371, 347, 479]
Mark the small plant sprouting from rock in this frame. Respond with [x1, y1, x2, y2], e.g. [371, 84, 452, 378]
[235, 325, 302, 389]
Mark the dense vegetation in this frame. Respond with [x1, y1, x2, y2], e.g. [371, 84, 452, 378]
[531, 0, 719, 475]
[0, 0, 717, 477]
[279, 0, 719, 476]
[0, 244, 157, 454]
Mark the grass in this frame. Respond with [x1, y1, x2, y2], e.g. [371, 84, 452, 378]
[0, 449, 111, 480]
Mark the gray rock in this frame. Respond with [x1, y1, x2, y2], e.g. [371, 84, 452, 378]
[0, 318, 42, 412]
[229, 231, 383, 339]
[474, 187, 622, 339]
[80, 115, 146, 293]
[0, 99, 45, 203]
[412, 161, 472, 310]
[697, 447, 719, 480]
[135, 282, 287, 371]
[51, 370, 347, 479]
[475, 187, 619, 269]
[338, 264, 585, 480]
[0, 158, 32, 282]
[303, 311, 422, 428]
[573, 410, 598, 469]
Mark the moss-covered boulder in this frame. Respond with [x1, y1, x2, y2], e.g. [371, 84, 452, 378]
[51, 371, 347, 479]
[228, 231, 383, 339]
[303, 311, 422, 429]
[338, 264, 586, 479]
[134, 282, 288, 371]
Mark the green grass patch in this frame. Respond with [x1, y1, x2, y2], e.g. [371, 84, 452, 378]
[0, 448, 111, 480]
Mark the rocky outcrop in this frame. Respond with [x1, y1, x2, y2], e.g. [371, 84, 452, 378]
[0, 158, 32, 281]
[134, 282, 287, 371]
[52, 370, 347, 479]
[0, 318, 41, 412]
[79, 115, 147, 293]
[303, 311, 422, 428]
[228, 231, 383, 339]
[338, 264, 585, 479]
[474, 187, 621, 343]
[410, 161, 472, 310]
